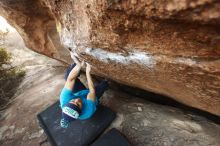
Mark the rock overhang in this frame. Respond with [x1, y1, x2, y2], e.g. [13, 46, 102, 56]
[0, 0, 219, 115]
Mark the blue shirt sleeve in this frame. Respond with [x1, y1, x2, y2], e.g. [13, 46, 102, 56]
[87, 99, 96, 115]
[79, 99, 96, 120]
[60, 87, 77, 109]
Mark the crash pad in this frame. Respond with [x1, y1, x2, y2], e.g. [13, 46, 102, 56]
[91, 128, 132, 146]
[37, 101, 116, 146]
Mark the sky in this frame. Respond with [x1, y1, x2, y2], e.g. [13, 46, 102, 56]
[0, 16, 16, 32]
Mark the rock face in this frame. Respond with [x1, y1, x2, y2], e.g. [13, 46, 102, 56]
[0, 0, 71, 64]
[0, 0, 220, 115]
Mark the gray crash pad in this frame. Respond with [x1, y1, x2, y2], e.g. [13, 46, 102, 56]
[91, 128, 132, 146]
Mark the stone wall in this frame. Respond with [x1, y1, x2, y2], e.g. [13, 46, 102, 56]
[0, 0, 219, 115]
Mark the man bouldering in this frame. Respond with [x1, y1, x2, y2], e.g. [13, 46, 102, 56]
[59, 53, 108, 128]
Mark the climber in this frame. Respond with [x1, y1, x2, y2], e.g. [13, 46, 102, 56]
[59, 52, 109, 128]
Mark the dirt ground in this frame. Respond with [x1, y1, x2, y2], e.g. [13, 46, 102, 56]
[0, 31, 220, 146]
[0, 31, 65, 146]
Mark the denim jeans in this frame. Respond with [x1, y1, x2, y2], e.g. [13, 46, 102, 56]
[64, 64, 108, 101]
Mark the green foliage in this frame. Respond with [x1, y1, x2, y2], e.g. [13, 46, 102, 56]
[0, 48, 25, 110]
[0, 47, 11, 66]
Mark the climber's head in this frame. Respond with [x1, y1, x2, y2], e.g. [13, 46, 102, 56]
[69, 98, 83, 109]
[60, 98, 82, 128]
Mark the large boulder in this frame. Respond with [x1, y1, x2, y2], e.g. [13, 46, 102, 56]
[0, 0, 219, 115]
[0, 0, 71, 64]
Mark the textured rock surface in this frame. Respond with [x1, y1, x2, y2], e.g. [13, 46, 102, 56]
[0, 31, 220, 146]
[102, 89, 220, 146]
[0, 0, 220, 115]
[0, 0, 71, 64]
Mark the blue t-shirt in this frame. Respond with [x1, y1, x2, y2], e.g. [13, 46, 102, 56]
[60, 88, 97, 120]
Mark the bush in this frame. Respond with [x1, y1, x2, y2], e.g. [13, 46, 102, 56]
[0, 48, 25, 110]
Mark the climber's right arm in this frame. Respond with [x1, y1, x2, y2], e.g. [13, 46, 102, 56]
[64, 52, 85, 91]
[64, 65, 81, 91]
